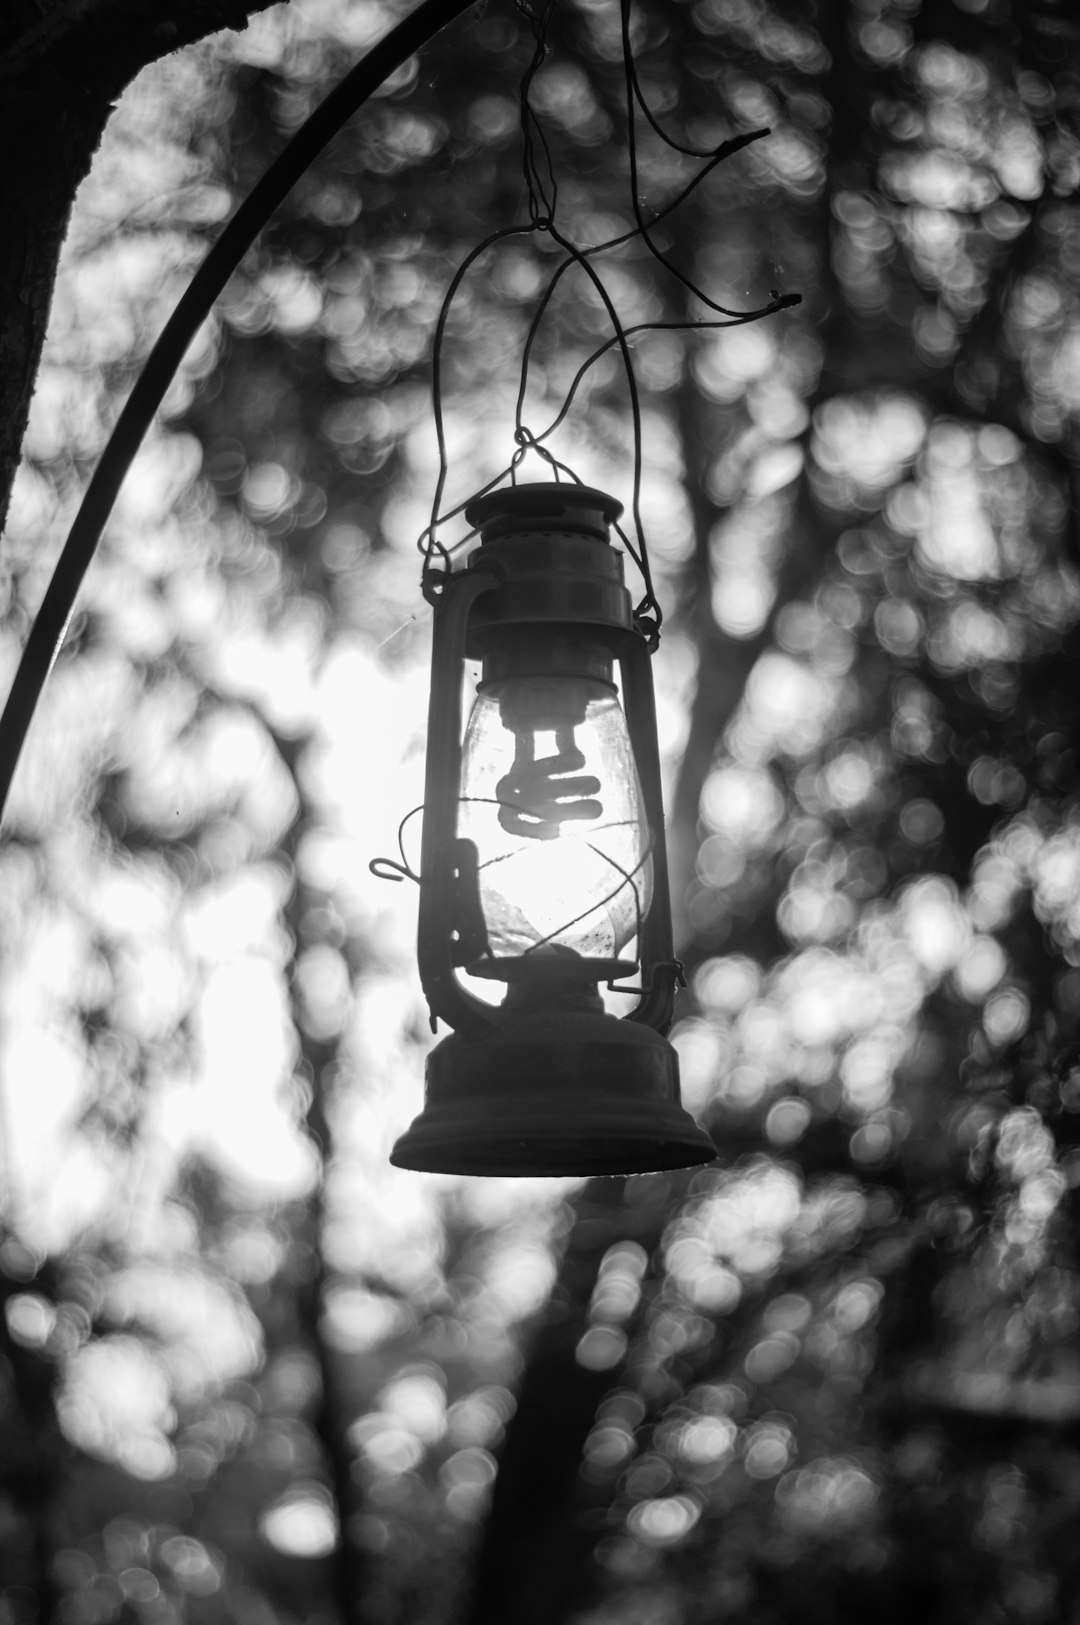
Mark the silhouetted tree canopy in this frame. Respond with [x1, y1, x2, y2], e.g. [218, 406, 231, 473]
[2, 0, 1080, 1623]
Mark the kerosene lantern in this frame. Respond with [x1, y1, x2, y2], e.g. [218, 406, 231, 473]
[390, 483, 716, 1176]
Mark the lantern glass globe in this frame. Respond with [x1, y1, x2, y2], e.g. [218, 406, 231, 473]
[457, 672, 653, 966]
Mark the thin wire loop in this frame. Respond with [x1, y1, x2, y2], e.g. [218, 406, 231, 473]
[372, 783, 651, 962]
[423, 0, 801, 633]
[369, 803, 425, 885]
[422, 222, 537, 601]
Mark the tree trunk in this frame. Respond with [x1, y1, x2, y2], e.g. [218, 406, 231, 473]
[460, 1179, 644, 1625]
[0, 85, 110, 540]
[0, 0, 282, 540]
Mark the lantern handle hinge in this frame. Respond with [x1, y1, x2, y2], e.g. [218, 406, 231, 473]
[632, 610, 661, 653]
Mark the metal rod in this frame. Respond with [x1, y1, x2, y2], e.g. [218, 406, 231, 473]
[620, 632, 680, 1034]
[0, 0, 476, 826]
[417, 567, 502, 1037]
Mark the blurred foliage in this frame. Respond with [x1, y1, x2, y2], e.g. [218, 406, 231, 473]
[3, 0, 1080, 1622]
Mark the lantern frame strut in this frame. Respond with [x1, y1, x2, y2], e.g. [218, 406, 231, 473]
[390, 483, 716, 1177]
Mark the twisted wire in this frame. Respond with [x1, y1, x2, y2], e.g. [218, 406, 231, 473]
[421, 0, 801, 633]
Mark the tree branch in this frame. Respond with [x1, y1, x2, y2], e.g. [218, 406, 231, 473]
[0, 0, 280, 86]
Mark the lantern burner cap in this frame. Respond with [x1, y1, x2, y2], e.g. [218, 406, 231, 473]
[462, 483, 635, 646]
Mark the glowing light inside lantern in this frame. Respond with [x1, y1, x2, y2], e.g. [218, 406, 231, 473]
[457, 673, 652, 965]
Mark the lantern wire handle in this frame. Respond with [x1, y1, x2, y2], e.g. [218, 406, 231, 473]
[414, 122, 777, 570]
[419, 0, 801, 632]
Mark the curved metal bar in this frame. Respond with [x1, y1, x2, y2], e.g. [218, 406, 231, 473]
[0, 0, 476, 827]
[417, 565, 503, 1038]
[619, 630, 681, 1035]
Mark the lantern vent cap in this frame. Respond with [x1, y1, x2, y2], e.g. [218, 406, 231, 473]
[466, 482, 624, 545]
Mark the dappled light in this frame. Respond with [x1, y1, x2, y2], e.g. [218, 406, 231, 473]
[2, 0, 1080, 1620]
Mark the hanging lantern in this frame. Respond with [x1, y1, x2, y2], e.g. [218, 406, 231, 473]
[391, 483, 716, 1177]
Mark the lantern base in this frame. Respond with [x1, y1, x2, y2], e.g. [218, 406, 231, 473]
[390, 997, 715, 1177]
